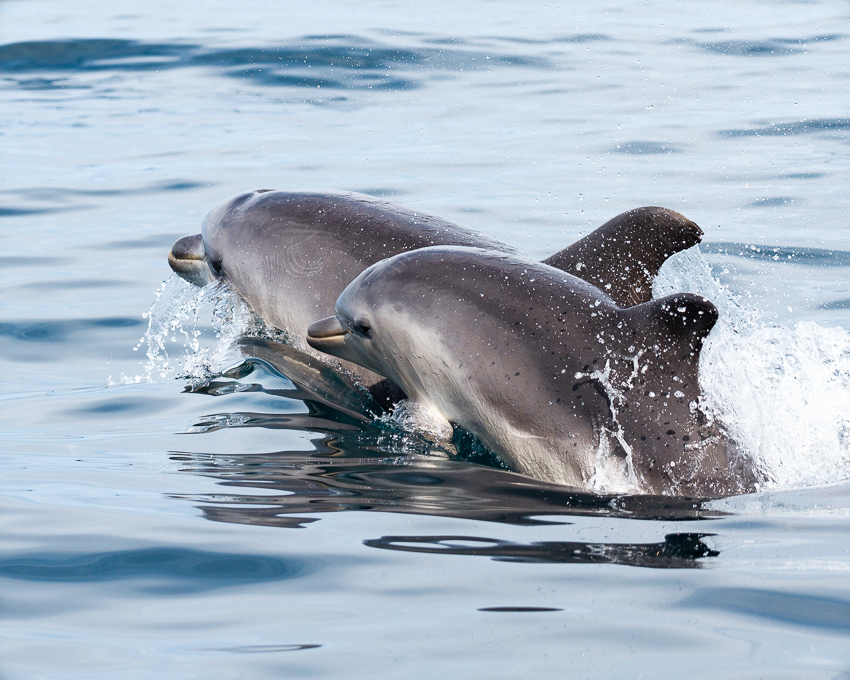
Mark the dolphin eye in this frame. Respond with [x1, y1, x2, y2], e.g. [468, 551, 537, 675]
[354, 318, 371, 337]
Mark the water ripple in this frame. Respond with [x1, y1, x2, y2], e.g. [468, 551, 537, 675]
[681, 587, 850, 631]
[689, 34, 844, 57]
[0, 317, 142, 343]
[0, 547, 307, 594]
[719, 118, 850, 138]
[614, 141, 681, 155]
[701, 242, 850, 266]
[0, 37, 553, 92]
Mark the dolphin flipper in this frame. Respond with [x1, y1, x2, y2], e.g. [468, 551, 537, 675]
[237, 337, 383, 422]
[542, 207, 703, 307]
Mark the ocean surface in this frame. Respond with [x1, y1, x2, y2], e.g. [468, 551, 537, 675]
[2, 0, 850, 677]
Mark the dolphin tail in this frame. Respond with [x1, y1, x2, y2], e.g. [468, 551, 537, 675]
[542, 207, 703, 307]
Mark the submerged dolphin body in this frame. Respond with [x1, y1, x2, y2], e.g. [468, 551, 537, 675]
[306, 247, 753, 497]
[168, 190, 703, 400]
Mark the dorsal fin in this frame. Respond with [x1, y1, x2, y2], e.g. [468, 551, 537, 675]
[646, 293, 719, 353]
[543, 207, 703, 307]
[614, 293, 726, 495]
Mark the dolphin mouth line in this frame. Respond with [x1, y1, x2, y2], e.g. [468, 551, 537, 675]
[306, 316, 349, 351]
[168, 251, 204, 263]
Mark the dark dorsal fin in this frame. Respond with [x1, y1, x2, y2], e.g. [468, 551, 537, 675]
[620, 293, 718, 379]
[542, 207, 703, 307]
[647, 293, 719, 353]
[615, 293, 739, 497]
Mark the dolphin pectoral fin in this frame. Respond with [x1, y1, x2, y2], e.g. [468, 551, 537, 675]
[237, 337, 383, 421]
[542, 207, 703, 307]
[168, 233, 212, 287]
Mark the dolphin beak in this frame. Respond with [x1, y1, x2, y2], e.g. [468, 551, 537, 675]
[168, 234, 212, 287]
[307, 316, 348, 354]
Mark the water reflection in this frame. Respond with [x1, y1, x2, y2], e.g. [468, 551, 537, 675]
[172, 441, 721, 526]
[365, 533, 718, 568]
[173, 446, 723, 566]
[170, 346, 724, 566]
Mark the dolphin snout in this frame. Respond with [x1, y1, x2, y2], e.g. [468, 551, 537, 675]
[168, 234, 212, 287]
[306, 316, 348, 354]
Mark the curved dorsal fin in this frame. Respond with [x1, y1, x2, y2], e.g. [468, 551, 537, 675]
[646, 292, 719, 353]
[543, 207, 703, 307]
[614, 292, 741, 496]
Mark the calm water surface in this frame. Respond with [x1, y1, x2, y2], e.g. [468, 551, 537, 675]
[2, 0, 850, 677]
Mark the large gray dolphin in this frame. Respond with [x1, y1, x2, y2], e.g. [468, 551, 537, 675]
[168, 190, 703, 402]
[306, 247, 754, 497]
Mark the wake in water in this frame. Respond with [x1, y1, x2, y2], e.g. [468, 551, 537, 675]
[656, 247, 850, 492]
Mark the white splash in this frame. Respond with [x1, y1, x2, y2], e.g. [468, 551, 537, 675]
[111, 275, 271, 387]
[655, 246, 850, 491]
[377, 399, 455, 458]
[575, 360, 641, 494]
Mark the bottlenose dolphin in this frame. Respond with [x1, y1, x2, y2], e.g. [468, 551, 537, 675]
[306, 247, 753, 497]
[168, 190, 702, 332]
[168, 190, 702, 397]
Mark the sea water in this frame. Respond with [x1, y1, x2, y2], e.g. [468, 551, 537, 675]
[2, 0, 850, 677]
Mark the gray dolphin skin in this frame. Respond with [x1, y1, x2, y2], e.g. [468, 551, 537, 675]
[168, 190, 702, 397]
[306, 247, 753, 497]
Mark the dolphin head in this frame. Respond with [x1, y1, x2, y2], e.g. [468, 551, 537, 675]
[306, 253, 424, 387]
[167, 190, 271, 288]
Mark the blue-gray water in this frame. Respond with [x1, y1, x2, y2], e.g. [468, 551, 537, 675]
[2, 0, 850, 677]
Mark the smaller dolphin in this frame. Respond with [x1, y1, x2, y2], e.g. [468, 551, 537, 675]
[168, 190, 703, 404]
[306, 247, 753, 497]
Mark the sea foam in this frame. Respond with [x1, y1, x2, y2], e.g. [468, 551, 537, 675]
[656, 247, 850, 491]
